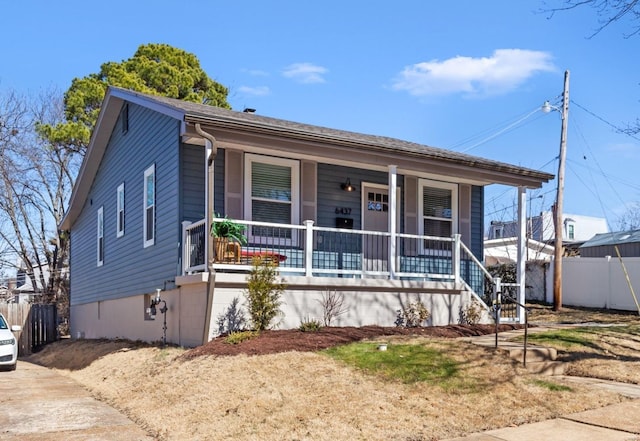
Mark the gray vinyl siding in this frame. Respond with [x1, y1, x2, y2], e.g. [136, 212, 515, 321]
[181, 144, 205, 222]
[179, 146, 223, 220]
[69, 104, 181, 306]
[471, 185, 484, 259]
[316, 164, 404, 230]
[214, 148, 225, 215]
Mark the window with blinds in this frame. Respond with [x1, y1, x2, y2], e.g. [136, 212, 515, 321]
[419, 179, 458, 241]
[143, 164, 155, 248]
[117, 183, 125, 238]
[245, 154, 300, 244]
[97, 206, 104, 267]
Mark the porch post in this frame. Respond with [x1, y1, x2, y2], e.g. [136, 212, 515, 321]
[516, 186, 527, 323]
[453, 234, 461, 283]
[388, 165, 398, 279]
[181, 221, 191, 276]
[304, 220, 314, 277]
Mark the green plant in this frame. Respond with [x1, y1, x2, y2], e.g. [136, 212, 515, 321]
[395, 300, 431, 327]
[210, 214, 247, 244]
[224, 330, 260, 345]
[299, 317, 322, 332]
[245, 256, 286, 331]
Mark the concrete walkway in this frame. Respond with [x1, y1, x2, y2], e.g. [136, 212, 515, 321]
[0, 361, 155, 440]
[446, 325, 640, 441]
[446, 400, 640, 440]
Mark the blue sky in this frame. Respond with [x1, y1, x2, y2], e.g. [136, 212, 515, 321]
[2, 0, 639, 230]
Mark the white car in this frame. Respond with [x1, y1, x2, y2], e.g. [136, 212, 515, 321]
[0, 313, 21, 371]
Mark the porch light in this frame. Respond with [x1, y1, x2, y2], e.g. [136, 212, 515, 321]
[148, 288, 168, 346]
[341, 178, 356, 192]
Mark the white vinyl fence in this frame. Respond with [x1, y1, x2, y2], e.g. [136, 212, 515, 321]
[548, 257, 640, 311]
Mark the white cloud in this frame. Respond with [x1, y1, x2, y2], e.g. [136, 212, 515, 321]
[282, 62, 328, 84]
[392, 49, 555, 97]
[238, 86, 271, 97]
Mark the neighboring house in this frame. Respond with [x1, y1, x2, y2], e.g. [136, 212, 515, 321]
[60, 87, 553, 347]
[484, 237, 554, 265]
[580, 229, 640, 258]
[488, 211, 608, 253]
[13, 262, 67, 303]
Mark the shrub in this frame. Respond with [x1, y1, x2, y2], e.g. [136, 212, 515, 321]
[299, 317, 322, 332]
[245, 256, 286, 331]
[224, 330, 259, 345]
[395, 300, 431, 327]
[459, 301, 483, 325]
[317, 288, 348, 326]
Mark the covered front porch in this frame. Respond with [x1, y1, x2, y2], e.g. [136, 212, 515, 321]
[178, 114, 554, 326]
[181, 215, 527, 323]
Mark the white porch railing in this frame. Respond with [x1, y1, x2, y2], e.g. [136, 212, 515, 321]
[182, 219, 207, 274]
[182, 219, 521, 322]
[181, 218, 515, 316]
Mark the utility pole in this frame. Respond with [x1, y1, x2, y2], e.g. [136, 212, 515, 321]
[553, 70, 570, 311]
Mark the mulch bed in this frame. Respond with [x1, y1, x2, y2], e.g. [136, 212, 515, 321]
[182, 324, 525, 359]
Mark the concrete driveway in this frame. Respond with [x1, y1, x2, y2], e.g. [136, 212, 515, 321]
[0, 361, 155, 440]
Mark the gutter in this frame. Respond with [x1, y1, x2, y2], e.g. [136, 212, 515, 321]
[194, 123, 217, 344]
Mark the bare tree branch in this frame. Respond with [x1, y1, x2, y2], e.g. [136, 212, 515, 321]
[542, 0, 640, 38]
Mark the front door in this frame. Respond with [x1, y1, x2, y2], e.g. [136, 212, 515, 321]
[362, 184, 398, 275]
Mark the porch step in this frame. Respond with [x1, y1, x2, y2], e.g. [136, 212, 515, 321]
[466, 330, 565, 376]
[524, 360, 566, 376]
[499, 344, 563, 376]
[500, 345, 558, 363]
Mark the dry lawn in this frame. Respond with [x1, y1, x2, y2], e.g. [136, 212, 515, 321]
[26, 308, 638, 441]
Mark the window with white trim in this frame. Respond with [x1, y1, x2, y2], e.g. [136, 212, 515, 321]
[97, 206, 104, 266]
[419, 179, 458, 240]
[567, 222, 575, 240]
[244, 154, 299, 243]
[116, 183, 125, 237]
[143, 164, 155, 247]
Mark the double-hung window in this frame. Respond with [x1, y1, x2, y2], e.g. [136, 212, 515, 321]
[97, 206, 104, 266]
[116, 183, 125, 237]
[244, 154, 299, 244]
[566, 221, 575, 240]
[419, 179, 458, 252]
[143, 164, 155, 248]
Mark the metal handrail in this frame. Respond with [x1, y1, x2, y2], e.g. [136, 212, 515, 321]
[494, 292, 530, 367]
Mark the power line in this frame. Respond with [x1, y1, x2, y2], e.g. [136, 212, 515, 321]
[448, 105, 547, 152]
[571, 99, 640, 142]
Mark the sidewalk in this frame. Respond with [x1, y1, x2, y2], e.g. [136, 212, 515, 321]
[0, 361, 155, 440]
[445, 325, 640, 441]
[447, 400, 640, 440]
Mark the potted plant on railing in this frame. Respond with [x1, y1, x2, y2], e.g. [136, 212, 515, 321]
[211, 214, 247, 263]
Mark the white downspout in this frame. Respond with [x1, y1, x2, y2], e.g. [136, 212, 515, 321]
[194, 123, 217, 343]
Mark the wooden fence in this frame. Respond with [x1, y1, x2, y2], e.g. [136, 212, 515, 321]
[0, 303, 58, 356]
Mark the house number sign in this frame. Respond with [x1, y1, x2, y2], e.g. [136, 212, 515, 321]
[335, 207, 352, 215]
